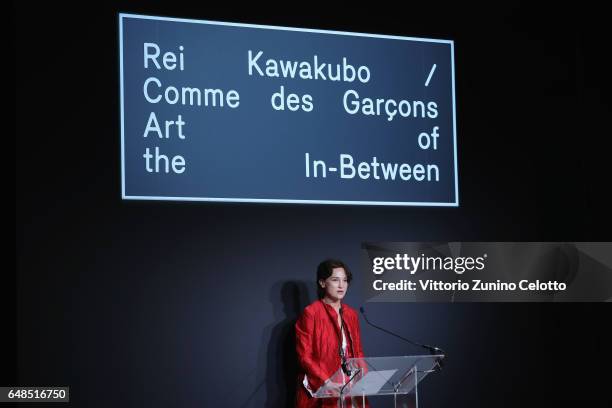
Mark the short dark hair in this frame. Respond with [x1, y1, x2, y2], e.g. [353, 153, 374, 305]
[316, 259, 353, 299]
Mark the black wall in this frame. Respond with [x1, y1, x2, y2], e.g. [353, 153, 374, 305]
[15, 2, 611, 407]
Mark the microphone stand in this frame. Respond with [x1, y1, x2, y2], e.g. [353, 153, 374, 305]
[360, 306, 446, 371]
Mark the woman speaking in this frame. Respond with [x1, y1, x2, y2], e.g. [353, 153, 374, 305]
[295, 259, 369, 407]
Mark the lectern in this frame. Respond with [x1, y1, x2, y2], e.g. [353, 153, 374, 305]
[313, 355, 444, 408]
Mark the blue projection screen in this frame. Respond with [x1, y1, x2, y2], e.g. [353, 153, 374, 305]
[119, 13, 458, 206]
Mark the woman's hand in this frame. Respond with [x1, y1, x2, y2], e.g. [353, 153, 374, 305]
[323, 378, 346, 392]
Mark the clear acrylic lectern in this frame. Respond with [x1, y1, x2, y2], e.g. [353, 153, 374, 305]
[313, 355, 444, 408]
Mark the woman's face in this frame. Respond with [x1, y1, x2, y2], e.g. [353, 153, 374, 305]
[320, 267, 349, 302]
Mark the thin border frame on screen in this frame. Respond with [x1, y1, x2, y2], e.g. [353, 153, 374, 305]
[119, 13, 459, 207]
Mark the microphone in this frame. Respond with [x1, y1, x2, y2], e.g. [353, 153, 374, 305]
[359, 306, 445, 369]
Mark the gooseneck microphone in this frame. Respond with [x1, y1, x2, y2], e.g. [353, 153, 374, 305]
[359, 306, 446, 359]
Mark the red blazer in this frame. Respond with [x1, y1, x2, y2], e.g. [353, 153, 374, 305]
[295, 300, 369, 408]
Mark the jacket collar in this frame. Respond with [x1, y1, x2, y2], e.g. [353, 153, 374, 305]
[319, 300, 355, 356]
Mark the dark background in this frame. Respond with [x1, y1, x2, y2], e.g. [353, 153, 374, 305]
[14, 1, 611, 407]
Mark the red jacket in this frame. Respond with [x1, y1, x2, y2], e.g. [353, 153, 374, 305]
[295, 300, 369, 407]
